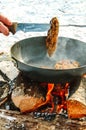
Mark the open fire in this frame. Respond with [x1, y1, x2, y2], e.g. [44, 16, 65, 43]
[0, 71, 86, 121]
[37, 82, 69, 113]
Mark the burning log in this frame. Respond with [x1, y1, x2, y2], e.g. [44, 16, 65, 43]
[67, 99, 86, 119]
[0, 62, 86, 130]
[11, 79, 86, 120]
[11, 82, 46, 113]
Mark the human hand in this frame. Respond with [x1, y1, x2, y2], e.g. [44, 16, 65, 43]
[0, 14, 12, 36]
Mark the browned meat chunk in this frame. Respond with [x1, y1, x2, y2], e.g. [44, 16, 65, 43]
[46, 17, 59, 56]
[55, 60, 80, 69]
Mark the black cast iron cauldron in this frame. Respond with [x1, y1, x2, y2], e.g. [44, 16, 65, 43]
[11, 36, 86, 83]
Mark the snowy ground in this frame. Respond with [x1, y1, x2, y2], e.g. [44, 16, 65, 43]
[0, 0, 86, 53]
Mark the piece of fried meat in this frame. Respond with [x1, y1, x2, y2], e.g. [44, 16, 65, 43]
[46, 17, 59, 56]
[55, 60, 80, 69]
